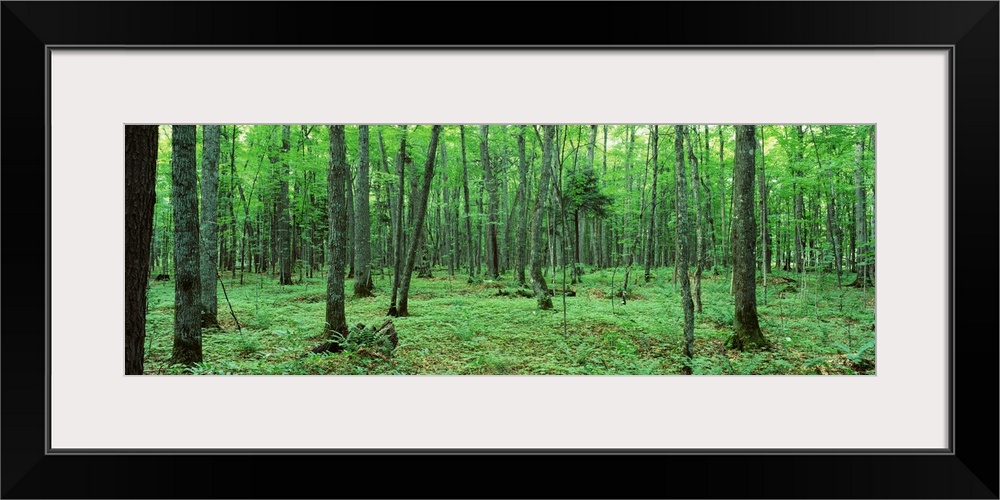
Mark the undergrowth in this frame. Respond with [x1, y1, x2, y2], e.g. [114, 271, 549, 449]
[143, 266, 875, 375]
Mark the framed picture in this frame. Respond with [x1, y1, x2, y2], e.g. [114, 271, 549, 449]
[4, 2, 996, 498]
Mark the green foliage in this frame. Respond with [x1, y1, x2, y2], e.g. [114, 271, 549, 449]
[565, 170, 613, 218]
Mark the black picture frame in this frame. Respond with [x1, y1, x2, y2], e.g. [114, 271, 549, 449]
[3, 2, 996, 498]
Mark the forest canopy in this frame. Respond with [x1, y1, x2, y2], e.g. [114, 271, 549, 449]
[125, 124, 875, 375]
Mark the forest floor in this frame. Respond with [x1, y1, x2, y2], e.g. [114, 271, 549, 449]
[143, 266, 875, 375]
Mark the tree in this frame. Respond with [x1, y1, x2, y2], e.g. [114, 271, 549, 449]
[125, 125, 158, 375]
[480, 125, 500, 279]
[200, 125, 221, 328]
[277, 126, 293, 285]
[169, 125, 203, 365]
[850, 132, 874, 287]
[325, 125, 349, 336]
[354, 125, 374, 297]
[644, 125, 659, 282]
[515, 126, 530, 285]
[728, 125, 769, 351]
[684, 127, 705, 313]
[675, 126, 696, 373]
[530, 126, 556, 309]
[395, 125, 443, 317]
[459, 126, 475, 278]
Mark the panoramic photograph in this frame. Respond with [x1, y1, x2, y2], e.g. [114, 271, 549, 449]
[125, 124, 875, 375]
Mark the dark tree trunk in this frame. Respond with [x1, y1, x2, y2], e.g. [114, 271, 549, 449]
[515, 127, 530, 285]
[125, 125, 158, 375]
[169, 125, 203, 365]
[396, 125, 443, 317]
[200, 125, 221, 327]
[727, 125, 769, 351]
[758, 128, 771, 275]
[530, 126, 555, 309]
[440, 137, 455, 277]
[388, 130, 407, 316]
[277, 126, 293, 285]
[460, 126, 475, 278]
[354, 125, 374, 297]
[480, 125, 499, 279]
[325, 125, 349, 336]
[644, 125, 659, 282]
[674, 126, 696, 373]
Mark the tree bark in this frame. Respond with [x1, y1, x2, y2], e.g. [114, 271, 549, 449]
[480, 125, 499, 279]
[125, 125, 158, 374]
[644, 125, 659, 282]
[199, 125, 221, 328]
[388, 130, 407, 316]
[684, 127, 704, 313]
[515, 127, 530, 285]
[530, 126, 555, 309]
[460, 126, 475, 278]
[727, 125, 769, 351]
[793, 126, 806, 273]
[354, 125, 374, 297]
[850, 136, 874, 287]
[277, 126, 293, 285]
[169, 125, 203, 365]
[675, 126, 696, 373]
[325, 125, 349, 336]
[396, 125, 443, 316]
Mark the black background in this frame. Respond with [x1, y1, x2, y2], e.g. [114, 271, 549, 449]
[2, 2, 997, 498]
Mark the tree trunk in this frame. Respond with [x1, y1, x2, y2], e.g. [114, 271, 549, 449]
[811, 128, 843, 285]
[199, 125, 221, 328]
[169, 125, 203, 365]
[684, 127, 704, 313]
[758, 127, 771, 275]
[440, 137, 455, 277]
[644, 125, 659, 282]
[727, 125, 768, 351]
[516, 127, 530, 285]
[460, 126, 475, 278]
[850, 136, 874, 287]
[125, 125, 158, 375]
[530, 126, 556, 309]
[480, 125, 500, 279]
[675, 126, 696, 374]
[388, 130, 408, 316]
[277, 126, 293, 285]
[325, 125, 349, 336]
[354, 125, 374, 297]
[396, 125, 444, 317]
[794, 126, 806, 273]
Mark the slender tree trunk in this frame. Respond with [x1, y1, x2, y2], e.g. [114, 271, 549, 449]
[396, 125, 444, 317]
[794, 126, 806, 273]
[644, 125, 659, 282]
[674, 126, 696, 374]
[516, 127, 530, 285]
[718, 126, 728, 268]
[354, 125, 374, 297]
[530, 126, 556, 309]
[850, 136, 874, 287]
[480, 125, 499, 279]
[388, 130, 408, 316]
[728, 125, 768, 351]
[684, 127, 704, 313]
[440, 136, 455, 277]
[277, 126, 293, 285]
[810, 128, 843, 285]
[199, 125, 221, 328]
[169, 125, 203, 365]
[325, 125, 349, 336]
[460, 126, 475, 278]
[125, 125, 158, 375]
[758, 127, 771, 275]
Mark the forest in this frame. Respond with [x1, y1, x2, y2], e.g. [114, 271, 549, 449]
[124, 124, 875, 375]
